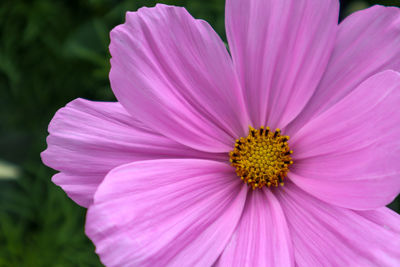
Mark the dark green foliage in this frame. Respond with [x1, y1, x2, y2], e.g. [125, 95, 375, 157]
[0, 0, 399, 266]
[0, 164, 100, 266]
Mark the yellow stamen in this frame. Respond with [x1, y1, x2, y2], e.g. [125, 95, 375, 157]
[229, 126, 293, 189]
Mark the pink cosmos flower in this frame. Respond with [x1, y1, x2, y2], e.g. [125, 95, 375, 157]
[41, 0, 400, 266]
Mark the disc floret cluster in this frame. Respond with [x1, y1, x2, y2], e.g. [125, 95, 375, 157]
[229, 126, 293, 189]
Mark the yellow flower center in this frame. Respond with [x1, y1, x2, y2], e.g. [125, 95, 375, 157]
[229, 126, 293, 189]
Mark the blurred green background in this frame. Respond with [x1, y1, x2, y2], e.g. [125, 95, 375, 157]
[0, 0, 399, 266]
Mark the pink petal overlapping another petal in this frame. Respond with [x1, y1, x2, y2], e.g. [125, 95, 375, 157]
[41, 99, 225, 207]
[216, 189, 294, 266]
[288, 5, 400, 134]
[110, 4, 249, 153]
[86, 159, 247, 267]
[225, 0, 339, 129]
[290, 71, 400, 210]
[276, 184, 400, 266]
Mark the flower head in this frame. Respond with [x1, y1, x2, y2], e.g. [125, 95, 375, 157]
[42, 0, 400, 266]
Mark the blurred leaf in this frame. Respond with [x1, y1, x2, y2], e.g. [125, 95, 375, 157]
[64, 19, 108, 66]
[0, 160, 20, 179]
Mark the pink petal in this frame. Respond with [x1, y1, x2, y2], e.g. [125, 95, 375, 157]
[85, 159, 247, 267]
[216, 189, 294, 266]
[41, 98, 225, 207]
[289, 71, 400, 210]
[225, 0, 339, 128]
[354, 207, 400, 234]
[287, 5, 400, 134]
[276, 184, 400, 266]
[110, 4, 249, 153]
